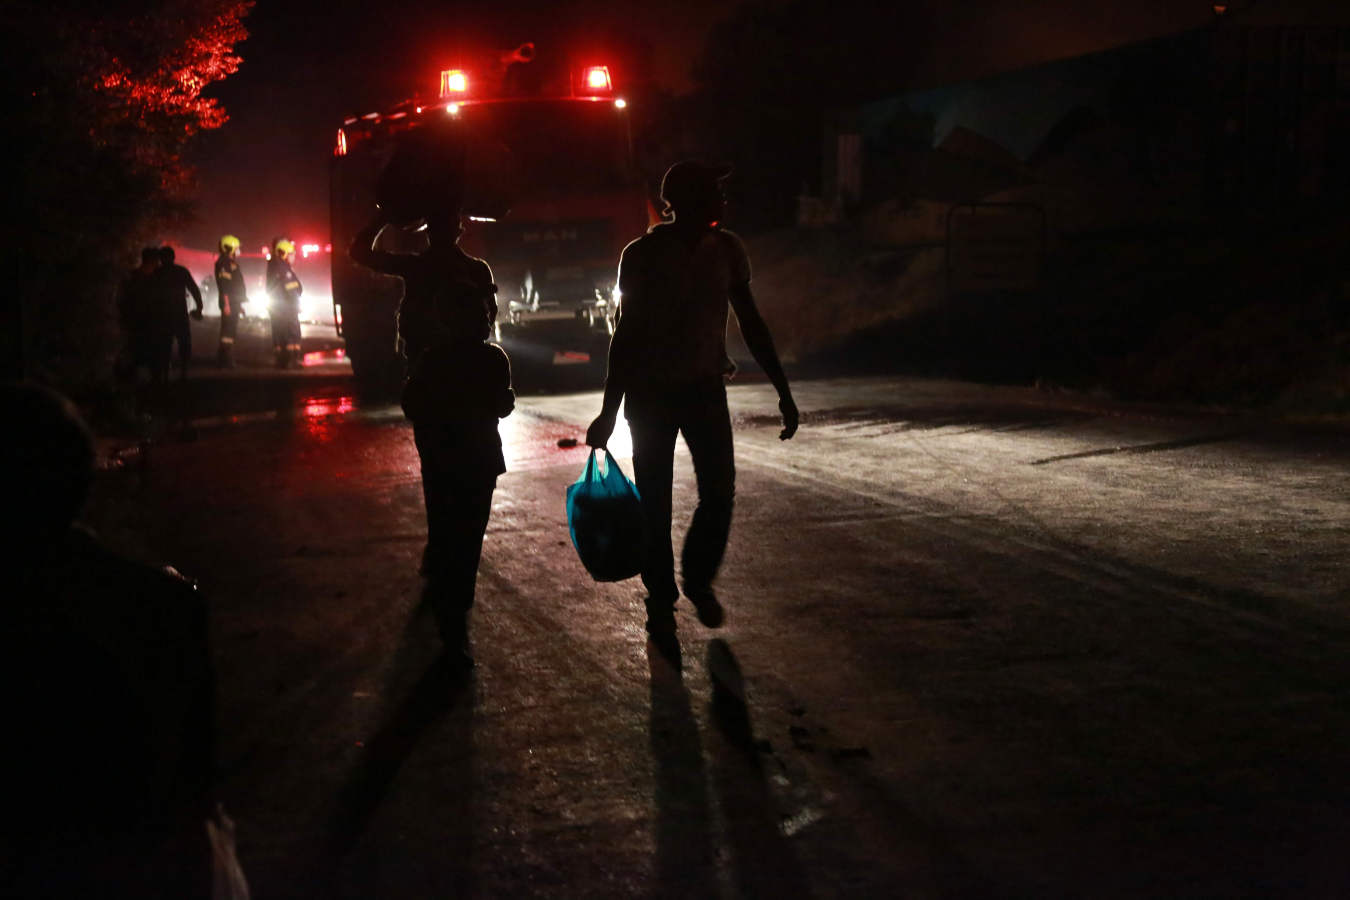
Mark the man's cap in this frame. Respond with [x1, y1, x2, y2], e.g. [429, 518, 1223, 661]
[660, 160, 733, 205]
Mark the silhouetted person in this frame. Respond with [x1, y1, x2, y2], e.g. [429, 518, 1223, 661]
[157, 245, 204, 381]
[213, 234, 248, 367]
[0, 383, 233, 897]
[118, 247, 167, 386]
[266, 238, 304, 368]
[587, 161, 798, 641]
[351, 204, 509, 667]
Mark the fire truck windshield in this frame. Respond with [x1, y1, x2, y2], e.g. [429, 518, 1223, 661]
[456, 101, 631, 193]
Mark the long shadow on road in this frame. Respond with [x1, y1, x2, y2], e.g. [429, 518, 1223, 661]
[648, 640, 716, 899]
[646, 637, 815, 898]
[314, 608, 476, 899]
[704, 639, 815, 900]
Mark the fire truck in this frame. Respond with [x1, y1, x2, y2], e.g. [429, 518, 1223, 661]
[330, 43, 652, 394]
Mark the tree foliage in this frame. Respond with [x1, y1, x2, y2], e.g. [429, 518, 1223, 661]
[7, 0, 251, 391]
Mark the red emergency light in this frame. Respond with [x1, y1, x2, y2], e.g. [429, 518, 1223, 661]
[300, 242, 321, 258]
[440, 69, 469, 98]
[582, 66, 612, 93]
[334, 128, 347, 157]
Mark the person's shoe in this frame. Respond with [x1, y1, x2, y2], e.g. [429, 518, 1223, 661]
[646, 631, 682, 669]
[437, 615, 475, 671]
[645, 594, 677, 635]
[437, 646, 476, 673]
[644, 601, 681, 666]
[685, 588, 725, 628]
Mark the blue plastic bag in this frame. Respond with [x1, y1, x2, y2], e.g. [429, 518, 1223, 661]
[566, 449, 645, 582]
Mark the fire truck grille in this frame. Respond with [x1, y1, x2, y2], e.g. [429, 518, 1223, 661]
[486, 219, 615, 263]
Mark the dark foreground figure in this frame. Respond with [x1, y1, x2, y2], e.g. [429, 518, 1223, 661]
[587, 161, 798, 640]
[0, 383, 243, 898]
[118, 247, 170, 386]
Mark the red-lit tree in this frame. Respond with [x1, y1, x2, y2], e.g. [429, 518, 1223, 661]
[8, 0, 252, 399]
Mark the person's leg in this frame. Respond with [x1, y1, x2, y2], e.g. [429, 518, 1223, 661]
[270, 311, 285, 366]
[413, 423, 452, 574]
[426, 472, 491, 661]
[414, 424, 493, 660]
[217, 311, 236, 366]
[627, 401, 680, 629]
[679, 383, 735, 624]
[440, 475, 494, 607]
[284, 304, 303, 366]
[149, 334, 171, 386]
[176, 317, 191, 380]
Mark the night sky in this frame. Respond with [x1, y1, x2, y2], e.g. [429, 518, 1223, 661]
[183, 0, 1212, 253]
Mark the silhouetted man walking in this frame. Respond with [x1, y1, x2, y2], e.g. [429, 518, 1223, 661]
[586, 161, 798, 641]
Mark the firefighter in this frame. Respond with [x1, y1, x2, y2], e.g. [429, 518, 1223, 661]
[213, 234, 247, 367]
[156, 245, 204, 381]
[266, 238, 304, 368]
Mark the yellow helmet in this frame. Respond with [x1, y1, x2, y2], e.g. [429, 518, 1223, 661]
[219, 234, 240, 255]
[275, 239, 295, 259]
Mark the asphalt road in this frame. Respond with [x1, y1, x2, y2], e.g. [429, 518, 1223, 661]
[85, 374, 1350, 899]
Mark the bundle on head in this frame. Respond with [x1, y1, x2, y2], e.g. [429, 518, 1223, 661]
[376, 123, 468, 225]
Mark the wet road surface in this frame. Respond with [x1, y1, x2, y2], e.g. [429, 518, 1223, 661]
[86, 375, 1350, 898]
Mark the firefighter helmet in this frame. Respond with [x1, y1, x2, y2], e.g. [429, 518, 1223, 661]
[275, 239, 295, 259]
[220, 234, 241, 255]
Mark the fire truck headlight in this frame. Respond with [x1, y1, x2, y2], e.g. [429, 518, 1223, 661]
[299, 292, 333, 325]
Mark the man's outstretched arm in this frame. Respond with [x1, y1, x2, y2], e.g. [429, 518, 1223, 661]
[730, 283, 798, 440]
[184, 270, 204, 317]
